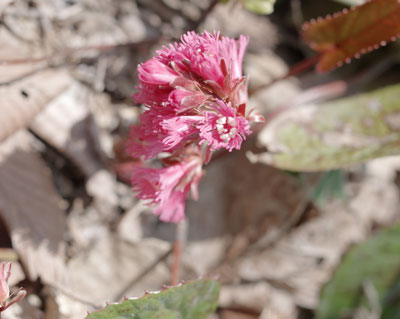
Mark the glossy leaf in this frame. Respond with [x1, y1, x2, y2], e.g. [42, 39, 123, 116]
[250, 84, 400, 171]
[302, 0, 400, 72]
[86, 279, 220, 319]
[316, 223, 400, 319]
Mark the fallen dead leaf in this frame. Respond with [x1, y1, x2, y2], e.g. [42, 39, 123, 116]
[0, 68, 72, 143]
[30, 82, 106, 178]
[0, 0, 12, 15]
[204, 4, 277, 52]
[56, 234, 170, 318]
[0, 26, 49, 84]
[237, 157, 400, 309]
[2, 294, 43, 319]
[0, 131, 66, 284]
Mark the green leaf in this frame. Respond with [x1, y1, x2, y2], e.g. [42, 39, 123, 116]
[241, 0, 276, 15]
[310, 170, 345, 206]
[219, 0, 276, 14]
[382, 279, 400, 319]
[251, 84, 400, 172]
[316, 224, 400, 319]
[86, 279, 220, 319]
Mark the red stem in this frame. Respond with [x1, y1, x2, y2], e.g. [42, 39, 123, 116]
[170, 220, 186, 285]
[171, 239, 181, 286]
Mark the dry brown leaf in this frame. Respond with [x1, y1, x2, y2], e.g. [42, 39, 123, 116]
[30, 82, 106, 178]
[0, 131, 66, 284]
[0, 29, 48, 84]
[0, 0, 12, 15]
[219, 283, 291, 314]
[204, 4, 277, 51]
[2, 296, 43, 319]
[55, 234, 170, 318]
[237, 157, 400, 309]
[0, 68, 72, 143]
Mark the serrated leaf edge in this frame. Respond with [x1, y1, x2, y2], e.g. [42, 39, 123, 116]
[302, 0, 400, 72]
[86, 278, 218, 317]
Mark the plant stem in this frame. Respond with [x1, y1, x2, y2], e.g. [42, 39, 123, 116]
[171, 219, 187, 285]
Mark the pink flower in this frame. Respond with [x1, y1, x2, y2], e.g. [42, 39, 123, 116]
[138, 59, 179, 86]
[160, 115, 202, 149]
[133, 84, 171, 106]
[157, 31, 249, 88]
[127, 106, 201, 159]
[0, 262, 11, 305]
[0, 262, 26, 313]
[131, 151, 202, 223]
[128, 31, 263, 223]
[198, 100, 251, 152]
[127, 106, 171, 160]
[130, 31, 256, 159]
[168, 88, 207, 111]
[135, 30, 249, 113]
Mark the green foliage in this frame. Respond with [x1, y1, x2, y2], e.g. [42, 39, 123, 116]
[302, 0, 400, 72]
[256, 84, 400, 171]
[310, 170, 345, 206]
[220, 0, 276, 15]
[241, 0, 276, 14]
[382, 280, 400, 318]
[86, 279, 220, 319]
[317, 224, 400, 319]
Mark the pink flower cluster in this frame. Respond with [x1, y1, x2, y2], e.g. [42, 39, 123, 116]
[129, 31, 262, 223]
[0, 262, 26, 313]
[0, 263, 10, 306]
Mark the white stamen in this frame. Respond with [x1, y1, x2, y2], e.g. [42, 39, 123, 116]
[220, 133, 231, 141]
[229, 128, 237, 138]
[216, 124, 224, 134]
[227, 117, 237, 127]
[216, 117, 227, 125]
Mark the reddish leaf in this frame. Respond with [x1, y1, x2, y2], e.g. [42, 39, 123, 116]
[302, 0, 400, 72]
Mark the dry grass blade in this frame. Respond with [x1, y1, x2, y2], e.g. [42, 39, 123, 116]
[0, 68, 72, 143]
[0, 131, 66, 284]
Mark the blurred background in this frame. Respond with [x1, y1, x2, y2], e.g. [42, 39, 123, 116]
[1, 0, 400, 318]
